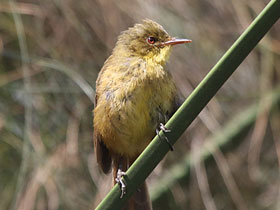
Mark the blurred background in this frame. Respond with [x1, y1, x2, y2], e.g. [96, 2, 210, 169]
[0, 0, 280, 209]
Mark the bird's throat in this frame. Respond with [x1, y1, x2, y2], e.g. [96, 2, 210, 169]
[144, 46, 172, 66]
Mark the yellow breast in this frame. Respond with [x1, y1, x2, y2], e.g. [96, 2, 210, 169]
[93, 57, 177, 158]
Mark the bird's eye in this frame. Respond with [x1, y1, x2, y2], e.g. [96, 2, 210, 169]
[147, 36, 156, 44]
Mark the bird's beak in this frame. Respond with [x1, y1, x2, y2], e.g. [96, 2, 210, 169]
[161, 38, 192, 46]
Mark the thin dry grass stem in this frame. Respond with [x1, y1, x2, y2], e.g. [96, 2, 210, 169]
[1, 130, 23, 152]
[28, 127, 46, 156]
[248, 41, 274, 181]
[232, 1, 253, 31]
[247, 107, 270, 180]
[193, 139, 217, 210]
[213, 149, 248, 210]
[0, 66, 44, 87]
[0, 2, 42, 17]
[66, 100, 86, 162]
[87, 153, 100, 186]
[270, 114, 280, 209]
[44, 178, 59, 210]
[93, 173, 112, 207]
[170, 183, 187, 208]
[195, 161, 217, 210]
[207, 97, 224, 121]
[9, 1, 34, 209]
[66, 115, 79, 158]
[261, 38, 280, 56]
[199, 107, 221, 133]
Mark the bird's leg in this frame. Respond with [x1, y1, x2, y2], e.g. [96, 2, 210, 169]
[156, 123, 174, 151]
[115, 162, 127, 198]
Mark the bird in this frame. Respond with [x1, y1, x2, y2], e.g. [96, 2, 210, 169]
[93, 19, 191, 210]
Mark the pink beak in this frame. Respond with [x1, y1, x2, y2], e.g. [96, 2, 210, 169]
[161, 38, 192, 46]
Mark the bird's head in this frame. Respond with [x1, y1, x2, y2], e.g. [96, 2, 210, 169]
[113, 19, 191, 65]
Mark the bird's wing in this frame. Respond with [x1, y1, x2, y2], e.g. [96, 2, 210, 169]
[93, 64, 112, 174]
[94, 93, 112, 173]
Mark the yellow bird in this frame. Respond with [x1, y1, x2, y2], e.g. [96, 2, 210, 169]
[93, 19, 191, 210]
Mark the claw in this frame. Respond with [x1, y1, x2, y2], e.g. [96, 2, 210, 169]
[159, 123, 171, 133]
[156, 123, 174, 151]
[115, 169, 126, 198]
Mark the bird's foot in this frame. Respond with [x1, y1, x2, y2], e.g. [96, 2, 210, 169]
[159, 123, 171, 133]
[156, 123, 174, 151]
[115, 169, 126, 198]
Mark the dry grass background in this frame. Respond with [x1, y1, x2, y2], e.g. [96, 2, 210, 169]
[0, 0, 280, 210]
